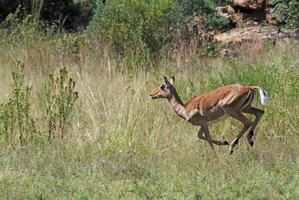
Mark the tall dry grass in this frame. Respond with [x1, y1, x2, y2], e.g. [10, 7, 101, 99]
[0, 39, 298, 199]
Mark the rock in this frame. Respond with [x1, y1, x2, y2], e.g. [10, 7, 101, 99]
[230, 0, 265, 10]
[245, 20, 256, 26]
[216, 6, 230, 19]
[214, 26, 296, 45]
[266, 13, 277, 24]
[266, 0, 274, 6]
[216, 6, 228, 15]
[216, 5, 236, 17]
[219, 48, 230, 58]
[228, 5, 236, 15]
[217, 0, 276, 27]
[265, 7, 276, 15]
[230, 13, 248, 27]
[231, 13, 246, 22]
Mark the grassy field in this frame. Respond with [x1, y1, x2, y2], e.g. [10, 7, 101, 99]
[0, 40, 298, 199]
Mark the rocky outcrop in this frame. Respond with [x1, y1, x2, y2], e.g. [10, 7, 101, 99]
[190, 0, 298, 59]
[217, 0, 277, 27]
[230, 0, 265, 10]
[215, 26, 298, 59]
[214, 26, 297, 44]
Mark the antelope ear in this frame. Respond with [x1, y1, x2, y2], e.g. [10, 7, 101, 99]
[169, 76, 175, 85]
[163, 76, 170, 85]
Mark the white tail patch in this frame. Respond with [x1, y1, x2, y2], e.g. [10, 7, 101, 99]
[258, 88, 269, 105]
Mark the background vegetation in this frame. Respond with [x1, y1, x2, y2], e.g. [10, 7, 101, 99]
[273, 0, 299, 28]
[0, 0, 298, 199]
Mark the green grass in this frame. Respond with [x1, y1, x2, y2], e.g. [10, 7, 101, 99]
[0, 41, 298, 199]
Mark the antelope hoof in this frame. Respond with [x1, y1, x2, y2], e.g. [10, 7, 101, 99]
[229, 146, 234, 154]
[248, 130, 254, 146]
[249, 130, 254, 136]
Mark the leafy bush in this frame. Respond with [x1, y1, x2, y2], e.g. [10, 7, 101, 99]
[273, 0, 299, 28]
[87, 0, 230, 60]
[206, 12, 231, 30]
[0, 8, 44, 47]
[175, 0, 215, 17]
[87, 0, 177, 57]
[175, 0, 230, 31]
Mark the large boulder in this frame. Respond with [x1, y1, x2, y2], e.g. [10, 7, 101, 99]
[230, 0, 265, 10]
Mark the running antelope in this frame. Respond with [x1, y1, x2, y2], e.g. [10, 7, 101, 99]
[150, 76, 269, 154]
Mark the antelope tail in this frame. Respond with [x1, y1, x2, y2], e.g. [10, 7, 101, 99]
[252, 86, 269, 106]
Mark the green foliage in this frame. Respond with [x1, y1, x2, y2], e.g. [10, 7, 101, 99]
[40, 67, 78, 142]
[208, 56, 299, 100]
[0, 62, 79, 146]
[198, 41, 221, 57]
[0, 8, 44, 47]
[87, 0, 230, 61]
[0, 61, 36, 146]
[175, 0, 215, 16]
[87, 0, 177, 57]
[273, 0, 299, 28]
[175, 0, 230, 31]
[206, 12, 231, 30]
[57, 34, 80, 59]
[210, 59, 281, 92]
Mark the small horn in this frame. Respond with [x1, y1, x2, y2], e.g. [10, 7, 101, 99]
[163, 76, 170, 84]
[170, 76, 175, 83]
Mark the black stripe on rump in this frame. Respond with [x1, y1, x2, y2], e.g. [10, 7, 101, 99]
[242, 91, 255, 108]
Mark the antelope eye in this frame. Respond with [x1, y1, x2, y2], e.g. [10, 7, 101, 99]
[160, 84, 166, 90]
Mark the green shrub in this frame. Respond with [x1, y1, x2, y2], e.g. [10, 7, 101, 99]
[175, 0, 215, 17]
[175, 0, 230, 31]
[0, 63, 79, 146]
[206, 12, 231, 30]
[39, 67, 78, 142]
[0, 8, 44, 48]
[87, 0, 230, 61]
[0, 61, 36, 146]
[273, 0, 299, 28]
[87, 0, 178, 56]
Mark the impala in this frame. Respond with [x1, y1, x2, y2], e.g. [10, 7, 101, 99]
[150, 76, 269, 154]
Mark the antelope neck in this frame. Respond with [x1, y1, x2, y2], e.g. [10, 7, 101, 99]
[167, 91, 188, 120]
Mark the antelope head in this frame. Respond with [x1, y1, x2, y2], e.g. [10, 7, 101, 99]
[150, 76, 176, 100]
